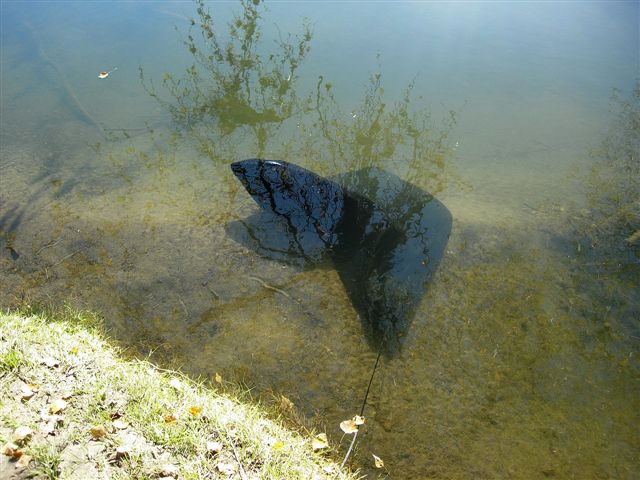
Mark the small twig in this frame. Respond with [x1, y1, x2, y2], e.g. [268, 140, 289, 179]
[340, 429, 360, 470]
[50, 248, 84, 267]
[227, 437, 248, 480]
[248, 276, 290, 298]
[35, 237, 62, 255]
[178, 296, 188, 316]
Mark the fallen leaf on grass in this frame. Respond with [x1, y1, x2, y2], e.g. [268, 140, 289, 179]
[159, 464, 179, 477]
[12, 426, 33, 443]
[1, 443, 22, 459]
[312, 433, 328, 451]
[19, 383, 39, 400]
[115, 445, 131, 460]
[112, 419, 127, 430]
[188, 405, 202, 416]
[216, 462, 235, 475]
[373, 453, 384, 468]
[42, 356, 59, 368]
[49, 398, 68, 414]
[60, 390, 74, 400]
[206, 441, 222, 454]
[40, 414, 63, 436]
[15, 454, 32, 469]
[90, 425, 108, 439]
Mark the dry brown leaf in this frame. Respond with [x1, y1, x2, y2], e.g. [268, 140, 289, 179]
[188, 405, 202, 416]
[206, 441, 222, 454]
[15, 454, 32, 469]
[42, 356, 59, 368]
[164, 414, 177, 423]
[20, 383, 38, 400]
[49, 398, 68, 414]
[373, 453, 384, 468]
[12, 426, 33, 443]
[90, 425, 108, 439]
[216, 462, 235, 475]
[339, 419, 358, 434]
[159, 464, 179, 477]
[1, 443, 22, 459]
[312, 433, 329, 451]
[115, 445, 131, 459]
[41, 423, 56, 435]
[280, 395, 294, 410]
[40, 414, 63, 436]
[112, 419, 127, 430]
[60, 390, 73, 400]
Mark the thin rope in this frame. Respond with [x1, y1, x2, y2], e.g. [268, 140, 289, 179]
[340, 344, 384, 470]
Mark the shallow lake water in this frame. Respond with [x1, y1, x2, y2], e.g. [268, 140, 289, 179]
[1, 1, 638, 478]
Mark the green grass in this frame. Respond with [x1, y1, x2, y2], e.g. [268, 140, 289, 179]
[0, 309, 359, 479]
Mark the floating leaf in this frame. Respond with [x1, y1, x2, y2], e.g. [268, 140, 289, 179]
[188, 406, 202, 416]
[49, 398, 68, 414]
[339, 419, 358, 434]
[169, 378, 182, 390]
[280, 395, 294, 410]
[373, 453, 384, 468]
[164, 414, 177, 423]
[12, 426, 33, 442]
[15, 453, 32, 469]
[90, 425, 108, 439]
[312, 433, 328, 450]
[206, 441, 222, 454]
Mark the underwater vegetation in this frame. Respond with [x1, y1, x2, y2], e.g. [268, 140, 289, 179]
[563, 80, 639, 355]
[580, 80, 640, 271]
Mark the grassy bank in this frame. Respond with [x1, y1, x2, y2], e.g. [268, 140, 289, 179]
[0, 309, 358, 479]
